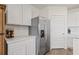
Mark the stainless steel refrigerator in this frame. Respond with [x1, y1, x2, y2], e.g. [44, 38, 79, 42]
[29, 16, 50, 55]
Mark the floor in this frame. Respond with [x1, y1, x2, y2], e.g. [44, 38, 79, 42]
[46, 48, 73, 55]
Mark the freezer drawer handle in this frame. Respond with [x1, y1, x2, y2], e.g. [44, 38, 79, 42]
[0, 33, 4, 35]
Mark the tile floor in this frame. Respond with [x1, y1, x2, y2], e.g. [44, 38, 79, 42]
[46, 48, 73, 55]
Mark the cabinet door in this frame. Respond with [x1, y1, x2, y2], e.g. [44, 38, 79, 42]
[67, 37, 73, 49]
[8, 41, 26, 55]
[73, 39, 79, 55]
[68, 13, 77, 26]
[26, 37, 36, 55]
[7, 4, 22, 25]
[75, 13, 79, 26]
[22, 5, 32, 25]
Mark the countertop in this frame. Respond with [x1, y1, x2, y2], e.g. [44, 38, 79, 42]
[67, 34, 79, 39]
[6, 36, 36, 44]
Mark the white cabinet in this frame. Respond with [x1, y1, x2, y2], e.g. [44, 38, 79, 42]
[8, 40, 27, 55]
[67, 36, 73, 49]
[68, 9, 79, 26]
[7, 4, 22, 25]
[68, 13, 77, 26]
[22, 5, 32, 25]
[26, 37, 36, 55]
[7, 37, 36, 55]
[75, 13, 79, 26]
[7, 4, 32, 25]
[73, 39, 79, 55]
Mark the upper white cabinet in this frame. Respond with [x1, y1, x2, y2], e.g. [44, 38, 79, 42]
[22, 5, 32, 25]
[68, 8, 79, 26]
[7, 4, 32, 26]
[68, 12, 77, 26]
[7, 4, 22, 25]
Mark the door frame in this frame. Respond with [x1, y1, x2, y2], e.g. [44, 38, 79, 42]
[50, 15, 67, 49]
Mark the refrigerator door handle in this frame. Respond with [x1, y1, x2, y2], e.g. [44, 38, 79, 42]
[0, 33, 4, 35]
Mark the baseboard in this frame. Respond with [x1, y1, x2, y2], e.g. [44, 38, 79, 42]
[52, 48, 64, 50]
[51, 48, 73, 51]
[67, 48, 73, 51]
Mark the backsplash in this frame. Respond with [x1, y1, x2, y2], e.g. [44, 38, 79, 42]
[6, 25, 29, 37]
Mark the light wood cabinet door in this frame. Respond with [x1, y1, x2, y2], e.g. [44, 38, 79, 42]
[0, 5, 6, 55]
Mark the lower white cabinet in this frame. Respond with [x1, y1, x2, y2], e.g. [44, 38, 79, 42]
[73, 38, 79, 55]
[8, 40, 26, 55]
[67, 36, 73, 49]
[26, 37, 36, 55]
[7, 37, 36, 55]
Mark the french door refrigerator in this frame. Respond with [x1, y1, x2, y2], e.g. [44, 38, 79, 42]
[29, 16, 50, 55]
[0, 5, 6, 55]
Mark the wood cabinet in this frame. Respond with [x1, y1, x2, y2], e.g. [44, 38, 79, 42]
[7, 4, 32, 25]
[0, 5, 6, 55]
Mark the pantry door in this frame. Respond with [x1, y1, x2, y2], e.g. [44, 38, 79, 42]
[0, 5, 6, 55]
[50, 15, 67, 49]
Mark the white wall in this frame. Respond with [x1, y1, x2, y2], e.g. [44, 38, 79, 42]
[39, 7, 49, 18]
[32, 6, 40, 18]
[48, 6, 67, 19]
[32, 6, 49, 18]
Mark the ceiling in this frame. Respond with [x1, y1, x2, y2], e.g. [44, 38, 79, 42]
[32, 4, 79, 9]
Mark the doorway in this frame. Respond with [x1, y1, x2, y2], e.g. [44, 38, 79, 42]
[50, 15, 67, 49]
